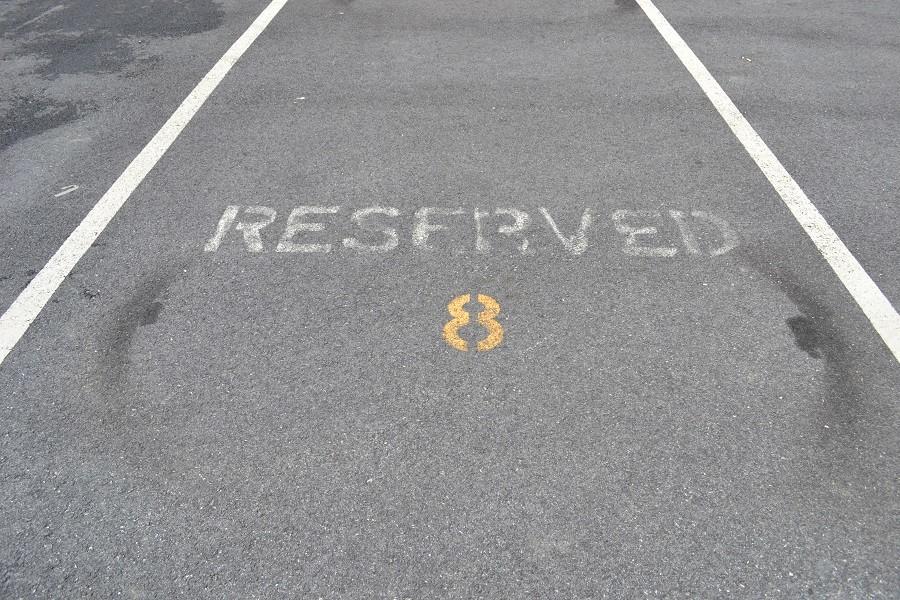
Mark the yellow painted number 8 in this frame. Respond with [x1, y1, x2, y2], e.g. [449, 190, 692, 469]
[442, 293, 504, 352]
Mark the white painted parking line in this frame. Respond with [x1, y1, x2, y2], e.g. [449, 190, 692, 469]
[636, 0, 900, 363]
[0, 0, 291, 367]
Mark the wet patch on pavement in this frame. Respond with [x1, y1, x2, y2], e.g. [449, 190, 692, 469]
[786, 314, 825, 359]
[737, 247, 861, 435]
[0, 94, 93, 150]
[0, 0, 225, 150]
[1, 0, 224, 38]
[96, 266, 180, 397]
[614, 0, 639, 10]
[22, 31, 138, 77]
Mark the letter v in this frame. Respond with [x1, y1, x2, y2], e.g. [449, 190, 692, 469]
[538, 207, 593, 255]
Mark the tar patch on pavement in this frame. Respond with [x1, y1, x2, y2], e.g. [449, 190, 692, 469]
[0, 0, 225, 149]
[0, 95, 92, 150]
[786, 315, 824, 359]
[1, 0, 224, 38]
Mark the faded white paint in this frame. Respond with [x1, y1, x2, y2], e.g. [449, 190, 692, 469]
[276, 206, 340, 253]
[412, 207, 465, 249]
[612, 210, 678, 257]
[474, 208, 490, 254]
[205, 205, 278, 253]
[53, 184, 80, 198]
[203, 205, 242, 251]
[13, 4, 66, 31]
[637, 0, 900, 361]
[236, 206, 279, 252]
[692, 210, 740, 256]
[343, 206, 400, 252]
[668, 210, 700, 255]
[495, 208, 533, 255]
[203, 204, 741, 258]
[669, 210, 740, 256]
[539, 208, 593, 255]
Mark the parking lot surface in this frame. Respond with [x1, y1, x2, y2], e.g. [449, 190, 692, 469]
[1, 0, 898, 597]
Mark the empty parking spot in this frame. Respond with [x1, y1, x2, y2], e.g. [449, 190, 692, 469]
[636, 0, 900, 362]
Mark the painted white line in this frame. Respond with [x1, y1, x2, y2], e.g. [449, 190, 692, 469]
[0, 0, 291, 367]
[13, 4, 66, 32]
[636, 0, 900, 363]
[53, 185, 79, 198]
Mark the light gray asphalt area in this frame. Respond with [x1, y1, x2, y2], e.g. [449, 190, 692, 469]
[652, 0, 900, 309]
[1, 0, 898, 598]
[0, 0, 273, 310]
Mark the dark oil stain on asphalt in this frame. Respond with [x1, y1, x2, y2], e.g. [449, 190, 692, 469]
[22, 31, 138, 77]
[87, 265, 183, 484]
[97, 267, 179, 397]
[614, 0, 638, 10]
[81, 286, 100, 300]
[141, 302, 165, 326]
[2, 0, 224, 38]
[0, 95, 93, 151]
[0, 0, 224, 149]
[736, 247, 860, 432]
[786, 315, 824, 359]
[22, 268, 39, 287]
[6, 0, 225, 78]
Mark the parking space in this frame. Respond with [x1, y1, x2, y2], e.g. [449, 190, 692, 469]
[1, 0, 897, 597]
[651, 0, 900, 307]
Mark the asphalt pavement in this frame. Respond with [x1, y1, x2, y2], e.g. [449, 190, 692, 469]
[1, 0, 898, 597]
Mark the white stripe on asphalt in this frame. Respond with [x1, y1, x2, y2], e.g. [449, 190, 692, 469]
[0, 0, 291, 367]
[636, 0, 900, 363]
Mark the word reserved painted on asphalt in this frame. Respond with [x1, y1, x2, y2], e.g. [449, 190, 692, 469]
[203, 205, 739, 257]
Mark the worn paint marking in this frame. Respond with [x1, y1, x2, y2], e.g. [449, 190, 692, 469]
[636, 0, 900, 363]
[475, 294, 504, 352]
[203, 205, 740, 258]
[443, 294, 471, 352]
[0, 0, 292, 368]
[53, 185, 79, 198]
[443, 293, 504, 352]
